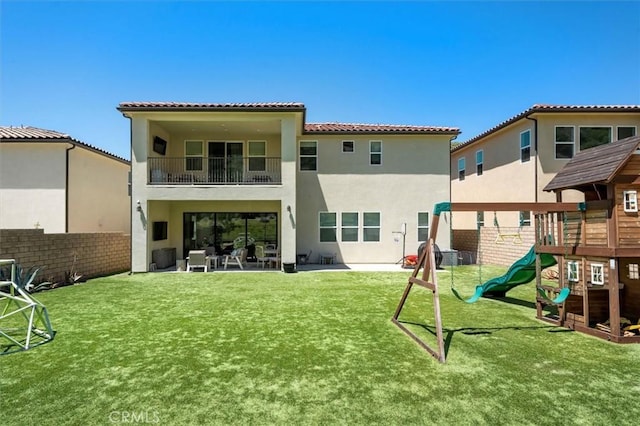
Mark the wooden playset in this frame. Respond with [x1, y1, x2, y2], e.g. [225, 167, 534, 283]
[393, 135, 640, 361]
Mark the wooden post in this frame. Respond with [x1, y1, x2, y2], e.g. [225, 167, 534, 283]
[607, 184, 621, 340]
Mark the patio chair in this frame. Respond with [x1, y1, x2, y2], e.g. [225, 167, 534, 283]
[223, 248, 246, 270]
[187, 250, 209, 272]
[255, 246, 270, 269]
[297, 249, 312, 265]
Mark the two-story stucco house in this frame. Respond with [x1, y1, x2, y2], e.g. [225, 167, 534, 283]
[449, 104, 640, 264]
[0, 126, 131, 233]
[117, 102, 459, 272]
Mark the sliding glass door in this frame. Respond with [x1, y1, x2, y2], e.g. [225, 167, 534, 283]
[208, 142, 244, 183]
[183, 212, 277, 259]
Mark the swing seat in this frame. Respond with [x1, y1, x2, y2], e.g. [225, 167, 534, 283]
[452, 286, 485, 304]
[537, 287, 570, 304]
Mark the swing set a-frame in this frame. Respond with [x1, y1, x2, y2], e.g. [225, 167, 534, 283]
[392, 201, 585, 363]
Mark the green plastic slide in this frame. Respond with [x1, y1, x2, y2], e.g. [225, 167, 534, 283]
[453, 246, 558, 303]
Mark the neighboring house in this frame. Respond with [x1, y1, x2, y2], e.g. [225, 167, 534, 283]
[0, 126, 130, 233]
[117, 102, 459, 272]
[538, 135, 640, 343]
[449, 105, 640, 259]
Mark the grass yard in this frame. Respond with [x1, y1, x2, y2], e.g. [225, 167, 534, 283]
[2, 267, 640, 425]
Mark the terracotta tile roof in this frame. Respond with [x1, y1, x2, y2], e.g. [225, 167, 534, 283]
[305, 122, 460, 135]
[0, 126, 129, 164]
[452, 104, 640, 152]
[118, 101, 306, 111]
[544, 135, 640, 192]
[0, 126, 70, 139]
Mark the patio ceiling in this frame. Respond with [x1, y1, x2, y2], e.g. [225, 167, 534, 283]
[155, 119, 283, 137]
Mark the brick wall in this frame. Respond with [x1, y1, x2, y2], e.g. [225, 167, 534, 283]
[0, 229, 130, 283]
[453, 227, 536, 267]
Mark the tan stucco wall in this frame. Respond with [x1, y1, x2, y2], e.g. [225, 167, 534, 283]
[0, 143, 67, 232]
[296, 135, 452, 263]
[68, 147, 130, 233]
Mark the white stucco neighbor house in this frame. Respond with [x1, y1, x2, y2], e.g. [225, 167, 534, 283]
[0, 126, 131, 233]
[117, 102, 460, 272]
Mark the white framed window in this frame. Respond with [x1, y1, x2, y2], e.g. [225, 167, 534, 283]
[363, 212, 381, 242]
[567, 261, 580, 282]
[185, 140, 204, 171]
[476, 150, 483, 176]
[341, 212, 359, 242]
[342, 140, 354, 153]
[590, 263, 604, 285]
[628, 263, 639, 280]
[555, 126, 575, 159]
[370, 140, 382, 165]
[520, 211, 531, 227]
[579, 126, 612, 151]
[299, 140, 318, 171]
[477, 211, 485, 228]
[418, 212, 430, 241]
[520, 130, 531, 162]
[319, 212, 337, 242]
[616, 126, 636, 141]
[248, 140, 266, 171]
[458, 157, 466, 180]
[623, 190, 638, 212]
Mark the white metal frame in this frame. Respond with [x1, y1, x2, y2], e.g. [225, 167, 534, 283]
[520, 129, 531, 163]
[554, 125, 575, 160]
[0, 259, 54, 354]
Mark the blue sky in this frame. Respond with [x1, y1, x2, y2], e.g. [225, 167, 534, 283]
[2, 1, 639, 160]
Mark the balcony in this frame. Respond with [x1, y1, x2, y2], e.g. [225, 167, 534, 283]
[147, 157, 282, 185]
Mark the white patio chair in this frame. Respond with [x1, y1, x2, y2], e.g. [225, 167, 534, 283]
[187, 250, 209, 272]
[223, 248, 246, 270]
[255, 246, 270, 269]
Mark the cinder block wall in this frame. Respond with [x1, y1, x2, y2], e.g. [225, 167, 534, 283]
[453, 227, 536, 267]
[0, 229, 130, 283]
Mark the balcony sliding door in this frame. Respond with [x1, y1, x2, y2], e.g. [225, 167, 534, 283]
[208, 141, 243, 184]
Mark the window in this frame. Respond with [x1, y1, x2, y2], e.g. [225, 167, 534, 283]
[477, 211, 484, 227]
[579, 127, 611, 151]
[623, 190, 638, 212]
[476, 150, 483, 176]
[342, 140, 354, 153]
[341, 212, 359, 242]
[363, 212, 381, 242]
[458, 157, 466, 180]
[590, 263, 604, 285]
[370, 141, 382, 165]
[617, 126, 636, 141]
[418, 212, 430, 241]
[248, 141, 266, 171]
[628, 264, 639, 280]
[520, 211, 531, 226]
[319, 212, 337, 242]
[185, 140, 203, 171]
[520, 130, 531, 162]
[300, 141, 318, 171]
[555, 126, 575, 159]
[567, 261, 580, 282]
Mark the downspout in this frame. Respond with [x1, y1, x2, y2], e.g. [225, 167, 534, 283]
[448, 134, 458, 251]
[525, 115, 538, 203]
[65, 142, 76, 232]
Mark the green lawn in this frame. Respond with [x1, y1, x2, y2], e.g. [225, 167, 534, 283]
[2, 267, 640, 425]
